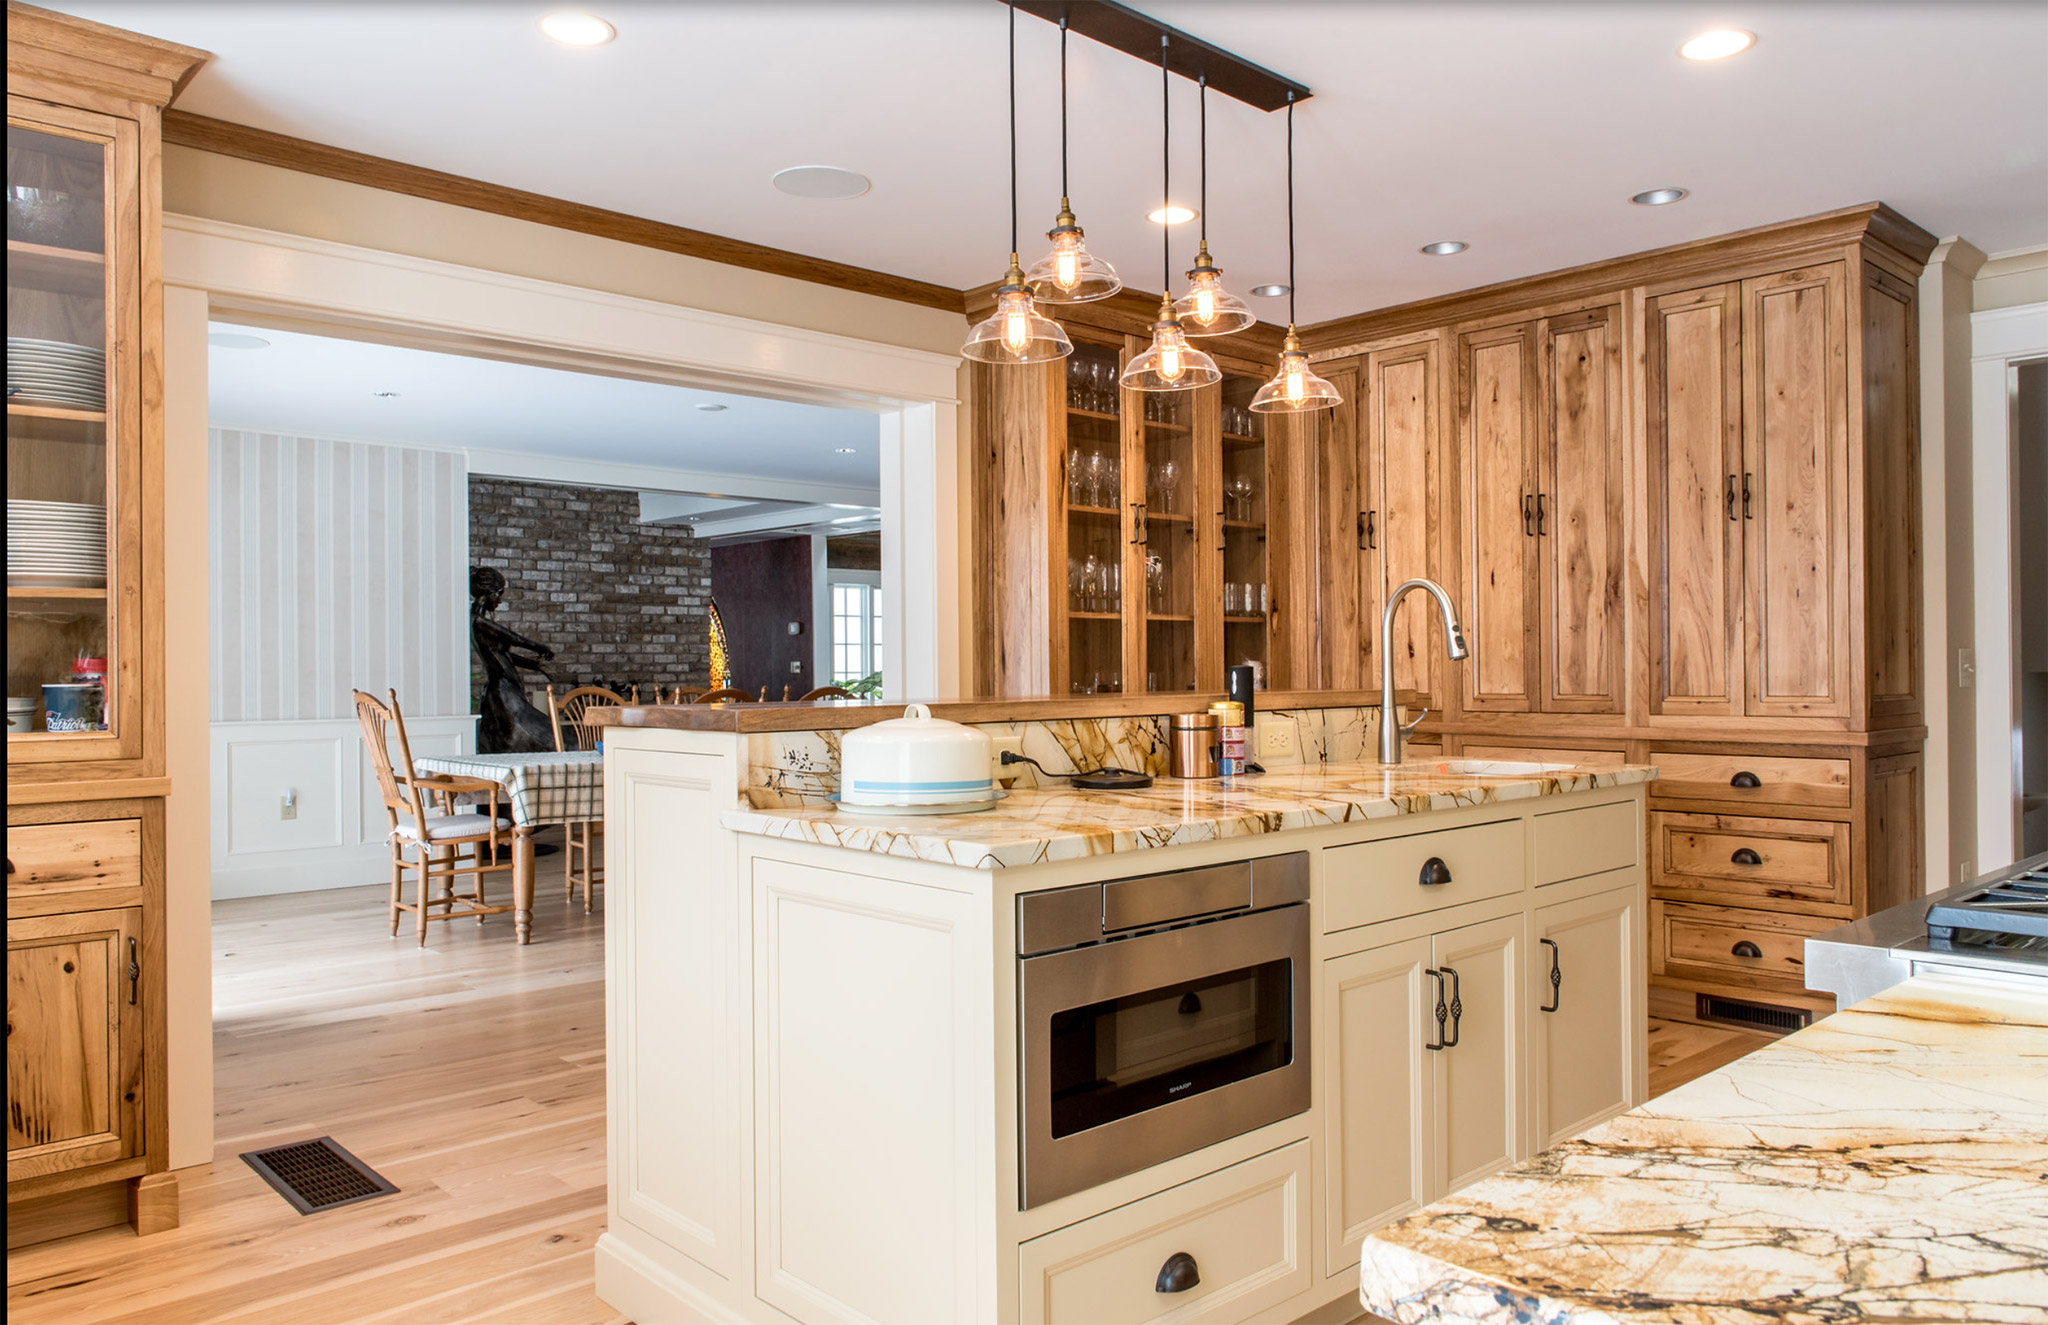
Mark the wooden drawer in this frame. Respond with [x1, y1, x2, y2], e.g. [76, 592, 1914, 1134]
[1650, 900, 1836, 988]
[1533, 800, 1638, 885]
[1651, 812, 1850, 910]
[1324, 819, 1524, 932]
[1458, 744, 1627, 768]
[5, 820, 142, 902]
[1648, 752, 1850, 810]
[1019, 1141, 1310, 1325]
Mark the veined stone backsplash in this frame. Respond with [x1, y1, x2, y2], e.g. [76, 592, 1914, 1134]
[739, 705, 1391, 808]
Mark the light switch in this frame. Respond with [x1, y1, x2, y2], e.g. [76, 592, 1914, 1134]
[789, 660, 803, 674]
[787, 621, 803, 636]
[280, 790, 298, 821]
[1957, 648, 1976, 689]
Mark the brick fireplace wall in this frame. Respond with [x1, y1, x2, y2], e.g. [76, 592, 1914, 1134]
[468, 476, 711, 705]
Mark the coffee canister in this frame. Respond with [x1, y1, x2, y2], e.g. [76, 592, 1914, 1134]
[1210, 700, 1247, 777]
[1169, 712, 1219, 779]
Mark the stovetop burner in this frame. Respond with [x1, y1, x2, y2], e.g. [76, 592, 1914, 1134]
[1926, 861, 2048, 945]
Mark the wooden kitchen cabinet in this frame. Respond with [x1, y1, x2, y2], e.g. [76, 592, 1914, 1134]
[1455, 321, 1542, 713]
[1530, 882, 1640, 1150]
[6, 908, 145, 1185]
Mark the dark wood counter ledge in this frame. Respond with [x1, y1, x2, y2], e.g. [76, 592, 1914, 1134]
[588, 689, 1412, 734]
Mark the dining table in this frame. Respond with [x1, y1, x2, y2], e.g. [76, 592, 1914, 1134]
[411, 749, 603, 944]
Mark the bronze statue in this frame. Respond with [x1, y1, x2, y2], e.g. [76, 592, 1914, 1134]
[471, 566, 558, 753]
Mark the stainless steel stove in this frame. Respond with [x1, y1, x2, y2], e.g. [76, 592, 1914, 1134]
[1806, 852, 2048, 1008]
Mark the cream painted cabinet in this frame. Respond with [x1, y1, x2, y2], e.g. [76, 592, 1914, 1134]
[1431, 913, 1525, 1193]
[1530, 881, 1641, 1150]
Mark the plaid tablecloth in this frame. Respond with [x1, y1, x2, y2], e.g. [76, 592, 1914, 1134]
[412, 751, 603, 828]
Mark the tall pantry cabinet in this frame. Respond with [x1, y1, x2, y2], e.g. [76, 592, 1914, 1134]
[1296, 204, 1932, 1032]
[6, 3, 205, 1246]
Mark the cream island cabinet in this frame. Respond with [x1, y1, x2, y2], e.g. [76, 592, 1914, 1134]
[594, 722, 1652, 1325]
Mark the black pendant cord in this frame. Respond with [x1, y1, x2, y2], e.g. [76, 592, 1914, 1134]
[1059, 16, 1069, 200]
[1285, 92, 1296, 328]
[1008, 0, 1018, 259]
[1198, 76, 1208, 248]
[1161, 34, 1170, 294]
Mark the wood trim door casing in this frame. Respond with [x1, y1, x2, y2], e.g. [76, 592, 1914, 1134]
[1741, 264, 1852, 719]
[1646, 283, 1745, 718]
[1536, 304, 1626, 713]
[1455, 321, 1542, 713]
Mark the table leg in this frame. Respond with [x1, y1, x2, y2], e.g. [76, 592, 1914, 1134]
[513, 825, 535, 945]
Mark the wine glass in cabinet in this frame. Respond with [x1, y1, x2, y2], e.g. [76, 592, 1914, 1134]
[1060, 339, 1129, 694]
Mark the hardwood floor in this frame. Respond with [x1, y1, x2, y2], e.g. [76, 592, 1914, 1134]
[6, 881, 626, 1325]
[1646, 1015, 1776, 1098]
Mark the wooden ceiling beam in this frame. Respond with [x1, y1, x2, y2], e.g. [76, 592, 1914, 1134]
[1010, 1, 1311, 111]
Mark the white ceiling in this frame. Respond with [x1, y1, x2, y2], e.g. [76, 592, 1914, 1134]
[207, 321, 882, 499]
[57, 2, 2048, 322]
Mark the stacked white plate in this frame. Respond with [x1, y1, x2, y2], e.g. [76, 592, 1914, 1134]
[8, 500, 106, 588]
[7, 338, 106, 410]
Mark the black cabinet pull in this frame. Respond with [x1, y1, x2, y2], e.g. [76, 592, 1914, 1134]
[1156, 1252, 1201, 1294]
[1535, 493, 1547, 536]
[1418, 856, 1453, 887]
[1426, 968, 1447, 1051]
[1521, 493, 1535, 536]
[1731, 940, 1763, 959]
[1741, 472, 1753, 519]
[1726, 474, 1738, 522]
[1441, 966, 1463, 1047]
[1731, 847, 1763, 866]
[127, 937, 139, 1006]
[1177, 991, 1202, 1016]
[1539, 938, 1561, 1013]
[1216, 508, 1227, 553]
[1131, 501, 1147, 545]
[1730, 770, 1762, 789]
[1358, 509, 1377, 551]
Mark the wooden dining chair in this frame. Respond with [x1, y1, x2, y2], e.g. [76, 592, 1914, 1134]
[668, 686, 706, 704]
[694, 687, 756, 703]
[546, 685, 623, 912]
[354, 689, 513, 945]
[798, 685, 859, 701]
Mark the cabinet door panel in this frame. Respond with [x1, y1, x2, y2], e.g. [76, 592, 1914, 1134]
[1647, 284, 1745, 716]
[1743, 265, 1850, 717]
[1457, 325, 1539, 712]
[6, 908, 143, 1183]
[1323, 935, 1434, 1273]
[1532, 884, 1640, 1150]
[1432, 913, 1523, 1193]
[1312, 363, 1366, 690]
[1371, 340, 1441, 701]
[1861, 266, 1920, 723]
[1539, 306, 1626, 712]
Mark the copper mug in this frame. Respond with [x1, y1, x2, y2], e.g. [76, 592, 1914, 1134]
[1169, 712, 1219, 779]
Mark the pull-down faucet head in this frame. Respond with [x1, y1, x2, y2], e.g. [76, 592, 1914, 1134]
[1380, 578, 1469, 763]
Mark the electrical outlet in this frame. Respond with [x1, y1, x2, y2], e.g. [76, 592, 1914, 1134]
[279, 793, 297, 821]
[990, 735, 1025, 784]
[1257, 717, 1296, 759]
[789, 660, 803, 674]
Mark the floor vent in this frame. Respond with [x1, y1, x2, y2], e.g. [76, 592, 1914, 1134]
[1696, 994, 1813, 1035]
[240, 1137, 398, 1215]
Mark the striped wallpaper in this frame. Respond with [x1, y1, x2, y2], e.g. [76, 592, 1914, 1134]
[210, 430, 470, 722]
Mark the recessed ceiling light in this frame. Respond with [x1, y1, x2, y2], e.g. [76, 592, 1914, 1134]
[1420, 240, 1468, 256]
[207, 332, 270, 350]
[772, 166, 871, 200]
[1148, 205, 1198, 225]
[695, 402, 728, 412]
[1631, 187, 1690, 207]
[1250, 284, 1290, 298]
[541, 12, 615, 46]
[834, 447, 857, 454]
[372, 391, 402, 398]
[1679, 29, 1755, 61]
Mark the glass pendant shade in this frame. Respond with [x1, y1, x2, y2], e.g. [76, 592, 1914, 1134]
[1249, 329, 1340, 413]
[1174, 244, 1255, 336]
[963, 260, 1073, 365]
[1122, 296, 1222, 392]
[1026, 202, 1121, 303]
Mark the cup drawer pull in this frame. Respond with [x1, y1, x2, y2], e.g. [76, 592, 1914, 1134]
[1730, 771, 1762, 788]
[1730, 848, 1763, 866]
[1418, 857, 1453, 887]
[1731, 940, 1763, 959]
[1156, 1252, 1201, 1294]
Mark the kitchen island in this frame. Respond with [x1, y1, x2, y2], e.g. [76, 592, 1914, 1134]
[591, 704, 1656, 1325]
[1357, 972, 2048, 1325]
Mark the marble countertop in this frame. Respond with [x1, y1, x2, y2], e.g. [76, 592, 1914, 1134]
[1358, 973, 2048, 1325]
[717, 760, 1657, 869]
[595, 688, 1403, 733]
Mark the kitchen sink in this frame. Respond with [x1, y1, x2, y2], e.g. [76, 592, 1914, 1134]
[1428, 758, 1575, 777]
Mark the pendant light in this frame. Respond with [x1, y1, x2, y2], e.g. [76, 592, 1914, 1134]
[1173, 76, 1254, 337]
[1024, 16, 1120, 303]
[1250, 92, 1339, 413]
[1123, 35, 1220, 393]
[963, 2, 1073, 365]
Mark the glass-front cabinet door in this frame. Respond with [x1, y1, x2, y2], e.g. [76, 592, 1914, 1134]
[1059, 338, 1129, 695]
[7, 103, 141, 762]
[1136, 376, 1199, 693]
[1218, 370, 1271, 686]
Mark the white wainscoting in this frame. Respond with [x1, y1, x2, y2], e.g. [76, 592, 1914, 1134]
[211, 715, 477, 899]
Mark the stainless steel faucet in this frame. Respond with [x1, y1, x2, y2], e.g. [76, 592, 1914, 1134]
[1379, 578, 1470, 764]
